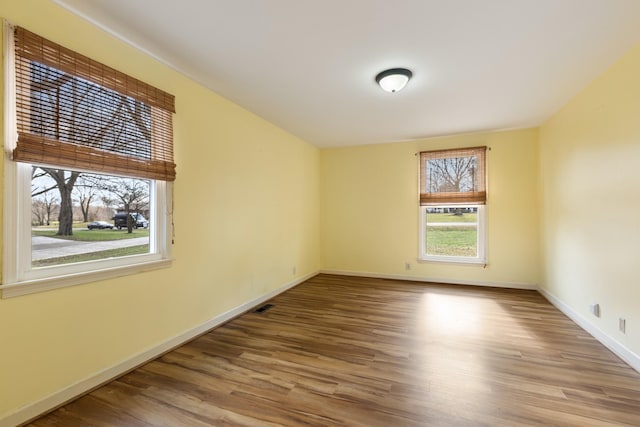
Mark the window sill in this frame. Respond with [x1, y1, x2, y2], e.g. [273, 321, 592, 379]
[0, 258, 172, 298]
[418, 257, 487, 266]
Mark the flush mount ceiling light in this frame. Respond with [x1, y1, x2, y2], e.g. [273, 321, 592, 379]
[375, 68, 412, 93]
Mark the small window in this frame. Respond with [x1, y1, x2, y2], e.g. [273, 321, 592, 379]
[418, 147, 487, 264]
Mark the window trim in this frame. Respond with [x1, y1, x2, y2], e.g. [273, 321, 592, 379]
[1, 161, 174, 298]
[418, 204, 487, 265]
[417, 145, 488, 265]
[1, 22, 173, 299]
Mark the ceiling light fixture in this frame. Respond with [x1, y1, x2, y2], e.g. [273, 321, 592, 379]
[375, 68, 412, 93]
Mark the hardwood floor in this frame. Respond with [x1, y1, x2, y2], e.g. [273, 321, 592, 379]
[29, 274, 640, 426]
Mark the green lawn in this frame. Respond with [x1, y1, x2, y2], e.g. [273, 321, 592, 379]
[32, 228, 149, 241]
[32, 245, 149, 267]
[426, 226, 477, 257]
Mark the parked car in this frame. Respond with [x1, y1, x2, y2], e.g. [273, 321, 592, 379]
[87, 220, 114, 230]
[112, 212, 149, 230]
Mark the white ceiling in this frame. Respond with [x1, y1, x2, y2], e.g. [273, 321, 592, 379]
[54, 0, 640, 148]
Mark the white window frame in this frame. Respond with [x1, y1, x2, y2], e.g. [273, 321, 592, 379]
[1, 22, 173, 298]
[418, 205, 487, 265]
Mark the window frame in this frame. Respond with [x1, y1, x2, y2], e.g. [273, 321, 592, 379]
[417, 146, 488, 265]
[418, 204, 487, 264]
[1, 23, 173, 298]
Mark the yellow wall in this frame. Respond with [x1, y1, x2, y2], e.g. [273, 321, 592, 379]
[320, 128, 540, 288]
[0, 1, 320, 419]
[539, 44, 640, 357]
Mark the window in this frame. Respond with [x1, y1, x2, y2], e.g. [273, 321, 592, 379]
[2, 25, 176, 298]
[418, 147, 487, 264]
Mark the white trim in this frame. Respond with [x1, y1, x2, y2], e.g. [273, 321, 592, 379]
[537, 287, 640, 374]
[2, 21, 19, 291]
[319, 269, 537, 290]
[417, 257, 486, 266]
[0, 271, 318, 427]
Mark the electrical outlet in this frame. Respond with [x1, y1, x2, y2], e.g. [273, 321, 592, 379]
[405, 262, 411, 271]
[619, 318, 626, 333]
[589, 303, 600, 317]
[292, 266, 296, 276]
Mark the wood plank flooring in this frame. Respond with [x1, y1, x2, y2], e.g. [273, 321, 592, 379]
[29, 274, 640, 426]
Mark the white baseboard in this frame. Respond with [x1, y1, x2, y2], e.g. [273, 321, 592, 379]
[537, 287, 640, 374]
[319, 269, 538, 290]
[1, 271, 318, 427]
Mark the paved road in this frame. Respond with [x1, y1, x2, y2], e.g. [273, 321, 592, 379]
[32, 235, 149, 261]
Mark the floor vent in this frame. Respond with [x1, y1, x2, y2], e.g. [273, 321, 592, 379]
[254, 303, 274, 313]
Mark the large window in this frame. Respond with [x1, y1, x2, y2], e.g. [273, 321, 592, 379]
[418, 147, 487, 264]
[2, 25, 176, 297]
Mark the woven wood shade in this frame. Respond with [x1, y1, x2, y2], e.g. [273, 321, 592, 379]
[13, 26, 176, 181]
[419, 146, 486, 205]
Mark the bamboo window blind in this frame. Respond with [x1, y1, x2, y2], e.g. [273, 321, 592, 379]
[13, 26, 176, 181]
[419, 146, 487, 205]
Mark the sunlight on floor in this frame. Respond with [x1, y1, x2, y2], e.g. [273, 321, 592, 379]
[420, 292, 485, 335]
